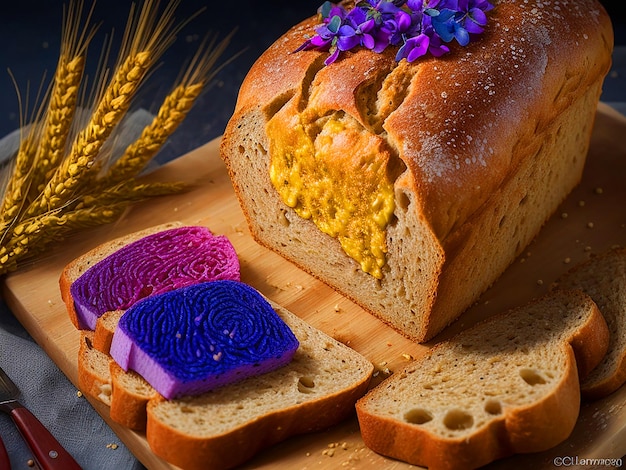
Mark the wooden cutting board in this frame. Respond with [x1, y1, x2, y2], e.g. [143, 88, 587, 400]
[1, 102, 625, 469]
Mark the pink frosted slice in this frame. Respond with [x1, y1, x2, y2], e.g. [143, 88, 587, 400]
[70, 226, 240, 329]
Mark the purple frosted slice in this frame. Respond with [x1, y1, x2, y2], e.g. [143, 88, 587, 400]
[70, 226, 240, 330]
[109, 280, 300, 399]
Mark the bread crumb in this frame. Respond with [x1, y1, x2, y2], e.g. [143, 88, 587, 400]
[560, 212, 568, 219]
[587, 222, 594, 229]
[376, 362, 391, 376]
[27, 459, 35, 467]
[578, 200, 586, 207]
[536, 279, 544, 286]
[76, 390, 83, 398]
[402, 353, 414, 361]
[106, 443, 119, 450]
[594, 187, 603, 194]
[333, 304, 341, 312]
[563, 257, 571, 264]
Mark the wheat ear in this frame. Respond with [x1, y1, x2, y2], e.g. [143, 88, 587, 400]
[26, 51, 153, 218]
[101, 31, 234, 185]
[102, 82, 203, 185]
[26, 0, 183, 217]
[30, 1, 96, 196]
[0, 204, 126, 275]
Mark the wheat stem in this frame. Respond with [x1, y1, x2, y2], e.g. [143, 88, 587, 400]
[77, 180, 188, 209]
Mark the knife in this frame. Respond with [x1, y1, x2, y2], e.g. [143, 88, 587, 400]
[0, 365, 81, 470]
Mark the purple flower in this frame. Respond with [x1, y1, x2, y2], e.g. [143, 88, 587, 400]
[296, 0, 493, 65]
[395, 33, 429, 62]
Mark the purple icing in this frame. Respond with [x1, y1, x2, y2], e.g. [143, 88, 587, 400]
[70, 226, 240, 330]
[109, 280, 300, 399]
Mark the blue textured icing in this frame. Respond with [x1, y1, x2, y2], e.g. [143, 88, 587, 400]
[109, 280, 300, 399]
[70, 226, 240, 330]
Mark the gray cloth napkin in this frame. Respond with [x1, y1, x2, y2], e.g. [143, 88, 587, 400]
[0, 299, 145, 470]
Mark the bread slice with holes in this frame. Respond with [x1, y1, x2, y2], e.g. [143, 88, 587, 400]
[553, 247, 626, 400]
[355, 289, 609, 470]
[77, 297, 374, 469]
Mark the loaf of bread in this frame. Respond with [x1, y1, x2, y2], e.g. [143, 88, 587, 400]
[220, 0, 614, 342]
[554, 247, 626, 400]
[355, 289, 609, 470]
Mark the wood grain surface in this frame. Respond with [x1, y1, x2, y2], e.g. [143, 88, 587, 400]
[1, 102, 625, 469]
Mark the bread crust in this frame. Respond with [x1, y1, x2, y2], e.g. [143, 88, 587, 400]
[554, 247, 626, 400]
[355, 290, 609, 469]
[220, 0, 614, 341]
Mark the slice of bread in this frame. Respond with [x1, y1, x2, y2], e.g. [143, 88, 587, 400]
[355, 289, 609, 470]
[61, 222, 181, 327]
[93, 310, 124, 354]
[554, 247, 626, 400]
[78, 332, 113, 406]
[109, 362, 158, 431]
[77, 298, 374, 469]
[60, 223, 240, 329]
[110, 280, 301, 399]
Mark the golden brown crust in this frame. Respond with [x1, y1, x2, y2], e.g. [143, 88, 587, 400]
[229, 0, 613, 240]
[146, 381, 370, 470]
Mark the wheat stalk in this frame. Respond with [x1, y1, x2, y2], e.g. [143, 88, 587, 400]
[0, 0, 233, 276]
[101, 31, 235, 186]
[101, 82, 203, 185]
[26, 0, 185, 217]
[32, 55, 85, 193]
[30, 1, 97, 197]
[0, 204, 126, 275]
[75, 180, 188, 209]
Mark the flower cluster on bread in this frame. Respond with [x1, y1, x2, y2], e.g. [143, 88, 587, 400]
[297, 0, 494, 65]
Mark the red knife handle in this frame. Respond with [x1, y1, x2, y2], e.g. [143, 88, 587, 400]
[6, 401, 82, 470]
[0, 435, 10, 469]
